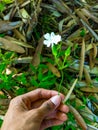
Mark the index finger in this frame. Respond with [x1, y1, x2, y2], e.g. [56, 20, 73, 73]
[22, 88, 65, 102]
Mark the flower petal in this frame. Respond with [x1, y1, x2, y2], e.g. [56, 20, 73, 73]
[44, 33, 51, 40]
[43, 32, 61, 47]
[53, 35, 61, 44]
[43, 40, 51, 47]
[51, 32, 55, 38]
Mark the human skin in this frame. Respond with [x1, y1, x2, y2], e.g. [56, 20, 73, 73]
[1, 88, 69, 130]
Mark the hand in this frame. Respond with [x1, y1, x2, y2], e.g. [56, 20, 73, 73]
[1, 88, 69, 130]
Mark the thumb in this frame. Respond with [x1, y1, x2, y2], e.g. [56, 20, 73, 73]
[37, 95, 61, 117]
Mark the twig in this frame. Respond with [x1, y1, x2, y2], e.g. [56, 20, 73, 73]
[80, 19, 98, 41]
[63, 78, 78, 103]
[69, 105, 87, 130]
[79, 38, 85, 80]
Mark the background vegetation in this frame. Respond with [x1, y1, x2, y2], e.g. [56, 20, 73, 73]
[0, 0, 98, 129]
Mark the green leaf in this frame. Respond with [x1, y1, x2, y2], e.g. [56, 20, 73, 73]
[0, 2, 5, 12]
[57, 43, 62, 50]
[77, 105, 85, 110]
[0, 94, 7, 99]
[16, 73, 27, 85]
[38, 64, 48, 69]
[5, 52, 15, 59]
[52, 125, 63, 130]
[65, 46, 71, 57]
[30, 77, 38, 87]
[95, 77, 98, 81]
[16, 88, 27, 96]
[0, 33, 5, 37]
[41, 74, 54, 81]
[38, 68, 43, 81]
[80, 29, 86, 37]
[29, 64, 37, 73]
[57, 50, 65, 57]
[52, 45, 58, 56]
[46, 57, 54, 64]
[0, 119, 3, 127]
[0, 63, 6, 72]
[39, 78, 56, 88]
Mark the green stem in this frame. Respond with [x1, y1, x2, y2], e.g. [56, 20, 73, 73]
[58, 70, 64, 93]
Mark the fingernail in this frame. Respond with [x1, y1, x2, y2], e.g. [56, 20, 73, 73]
[50, 95, 61, 106]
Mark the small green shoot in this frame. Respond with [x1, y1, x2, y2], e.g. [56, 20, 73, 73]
[0, 2, 5, 12]
[80, 29, 86, 37]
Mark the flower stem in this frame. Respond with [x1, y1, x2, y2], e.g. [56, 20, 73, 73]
[58, 70, 64, 93]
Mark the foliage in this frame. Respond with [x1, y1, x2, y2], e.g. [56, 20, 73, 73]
[80, 29, 86, 37]
[2, 0, 13, 4]
[0, 2, 5, 12]
[0, 33, 5, 37]
[0, 119, 3, 127]
[30, 64, 57, 89]
[52, 43, 72, 70]
[0, 0, 98, 129]
[0, 51, 57, 95]
[0, 51, 16, 89]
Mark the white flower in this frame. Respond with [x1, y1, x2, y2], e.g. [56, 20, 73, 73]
[43, 32, 61, 47]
